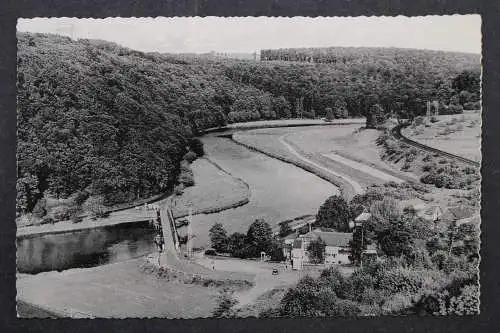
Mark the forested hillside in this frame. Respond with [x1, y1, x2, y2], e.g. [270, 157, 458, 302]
[17, 32, 481, 217]
[258, 47, 481, 118]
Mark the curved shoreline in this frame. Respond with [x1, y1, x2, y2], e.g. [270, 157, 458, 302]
[172, 157, 251, 219]
[17, 121, 363, 238]
[232, 132, 355, 200]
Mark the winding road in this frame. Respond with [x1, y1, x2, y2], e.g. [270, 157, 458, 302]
[392, 124, 480, 168]
[278, 134, 365, 195]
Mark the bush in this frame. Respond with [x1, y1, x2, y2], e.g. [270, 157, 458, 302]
[377, 268, 424, 294]
[212, 291, 239, 318]
[183, 151, 198, 164]
[381, 292, 417, 315]
[82, 195, 107, 219]
[179, 161, 195, 187]
[463, 101, 481, 111]
[446, 104, 464, 115]
[422, 163, 434, 172]
[188, 138, 205, 157]
[32, 198, 47, 218]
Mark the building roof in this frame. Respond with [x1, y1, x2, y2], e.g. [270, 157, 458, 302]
[304, 230, 352, 247]
[292, 239, 303, 249]
[446, 206, 476, 221]
[417, 205, 445, 221]
[399, 198, 427, 212]
[355, 212, 372, 222]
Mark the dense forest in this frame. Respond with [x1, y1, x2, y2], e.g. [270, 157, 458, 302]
[17, 32, 481, 217]
[259, 47, 481, 118]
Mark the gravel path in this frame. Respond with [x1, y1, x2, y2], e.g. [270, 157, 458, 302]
[321, 153, 406, 184]
[278, 134, 365, 195]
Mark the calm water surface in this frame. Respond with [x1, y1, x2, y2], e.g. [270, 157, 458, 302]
[188, 136, 339, 248]
[17, 221, 156, 274]
[18, 131, 339, 273]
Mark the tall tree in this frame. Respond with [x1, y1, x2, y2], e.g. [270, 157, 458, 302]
[209, 223, 228, 253]
[246, 218, 273, 257]
[307, 238, 326, 264]
[316, 195, 352, 232]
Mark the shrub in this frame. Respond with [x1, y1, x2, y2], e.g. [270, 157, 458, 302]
[32, 198, 47, 218]
[381, 292, 418, 315]
[183, 151, 198, 164]
[212, 291, 239, 318]
[463, 101, 481, 111]
[82, 195, 107, 219]
[446, 104, 464, 115]
[188, 138, 205, 157]
[179, 161, 195, 187]
[422, 164, 434, 172]
[377, 268, 424, 294]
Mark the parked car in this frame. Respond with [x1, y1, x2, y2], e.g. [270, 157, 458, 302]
[204, 249, 216, 256]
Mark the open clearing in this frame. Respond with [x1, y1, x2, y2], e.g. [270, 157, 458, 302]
[172, 158, 250, 217]
[234, 124, 419, 199]
[17, 258, 219, 318]
[402, 112, 481, 162]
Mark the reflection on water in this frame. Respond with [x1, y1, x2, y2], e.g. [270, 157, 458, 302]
[17, 221, 156, 274]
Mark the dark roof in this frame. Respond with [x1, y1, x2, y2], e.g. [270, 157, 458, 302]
[306, 231, 352, 247]
[447, 206, 476, 220]
[292, 239, 302, 249]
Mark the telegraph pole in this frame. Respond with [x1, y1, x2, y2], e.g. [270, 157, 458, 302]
[187, 205, 193, 258]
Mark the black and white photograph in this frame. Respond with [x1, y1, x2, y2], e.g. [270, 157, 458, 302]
[15, 15, 481, 318]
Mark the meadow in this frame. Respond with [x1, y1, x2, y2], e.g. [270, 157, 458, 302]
[171, 158, 250, 218]
[233, 124, 419, 199]
[187, 135, 339, 249]
[402, 112, 481, 163]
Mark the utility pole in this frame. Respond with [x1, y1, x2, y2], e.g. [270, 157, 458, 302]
[360, 223, 364, 269]
[187, 205, 193, 258]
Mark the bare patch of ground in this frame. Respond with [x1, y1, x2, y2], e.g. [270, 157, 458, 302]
[17, 258, 220, 318]
[402, 112, 481, 162]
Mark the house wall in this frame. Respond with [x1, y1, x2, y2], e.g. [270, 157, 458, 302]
[325, 246, 350, 265]
[291, 248, 304, 270]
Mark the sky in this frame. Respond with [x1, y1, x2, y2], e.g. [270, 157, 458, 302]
[17, 15, 481, 54]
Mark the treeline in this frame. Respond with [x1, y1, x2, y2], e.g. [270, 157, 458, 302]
[17, 32, 480, 217]
[258, 47, 481, 118]
[208, 219, 284, 261]
[17, 33, 214, 216]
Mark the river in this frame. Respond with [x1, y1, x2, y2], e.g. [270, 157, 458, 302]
[186, 135, 339, 248]
[17, 129, 339, 274]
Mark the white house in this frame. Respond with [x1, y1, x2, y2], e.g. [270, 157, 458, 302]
[290, 229, 353, 269]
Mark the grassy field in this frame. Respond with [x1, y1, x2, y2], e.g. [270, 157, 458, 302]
[234, 125, 420, 199]
[17, 258, 220, 318]
[402, 112, 481, 162]
[171, 158, 250, 218]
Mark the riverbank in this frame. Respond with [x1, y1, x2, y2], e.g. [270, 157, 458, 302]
[203, 118, 365, 134]
[17, 158, 251, 238]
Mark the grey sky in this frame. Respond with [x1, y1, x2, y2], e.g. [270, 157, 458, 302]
[17, 15, 481, 54]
